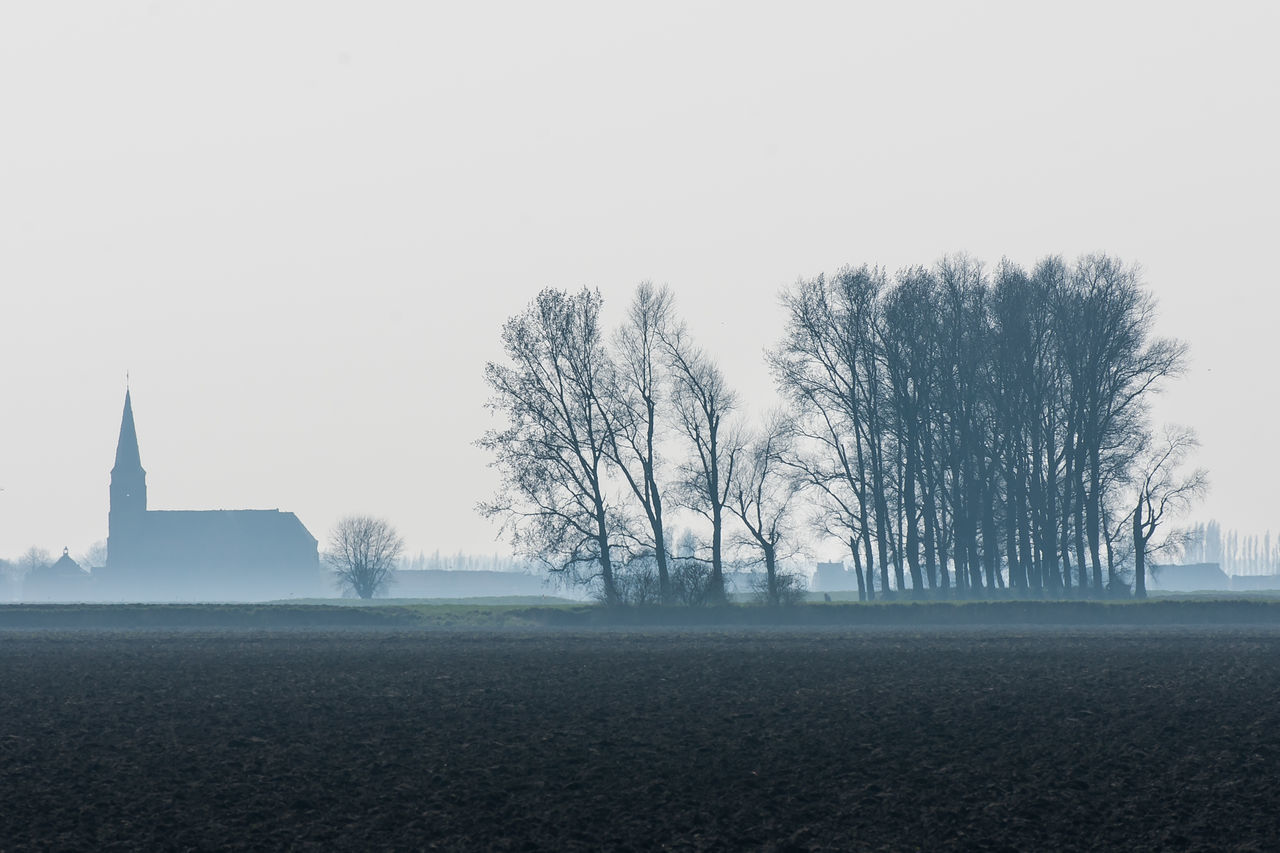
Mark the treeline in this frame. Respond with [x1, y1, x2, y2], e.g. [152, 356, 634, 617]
[399, 550, 542, 574]
[1183, 522, 1280, 576]
[480, 254, 1206, 605]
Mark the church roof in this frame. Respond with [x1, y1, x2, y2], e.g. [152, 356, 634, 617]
[112, 389, 144, 474]
[146, 509, 319, 546]
[35, 547, 88, 579]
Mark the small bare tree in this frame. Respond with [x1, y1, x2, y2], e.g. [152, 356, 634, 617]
[326, 516, 405, 599]
[604, 282, 676, 602]
[1132, 426, 1208, 598]
[17, 547, 52, 578]
[660, 319, 741, 603]
[76, 540, 108, 572]
[727, 413, 802, 606]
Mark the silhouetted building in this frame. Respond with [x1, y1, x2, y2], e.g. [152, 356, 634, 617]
[812, 561, 853, 591]
[103, 390, 320, 600]
[22, 547, 92, 601]
[1228, 574, 1280, 592]
[1147, 562, 1229, 592]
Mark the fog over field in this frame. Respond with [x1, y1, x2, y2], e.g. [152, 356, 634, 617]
[1, 2, 1277, 569]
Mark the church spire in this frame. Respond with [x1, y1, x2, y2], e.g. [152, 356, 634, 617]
[109, 388, 147, 566]
[113, 389, 143, 473]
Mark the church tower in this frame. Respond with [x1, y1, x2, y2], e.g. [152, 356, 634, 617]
[107, 389, 147, 567]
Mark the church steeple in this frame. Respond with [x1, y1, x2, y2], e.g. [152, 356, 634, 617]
[108, 390, 147, 568]
[113, 389, 144, 475]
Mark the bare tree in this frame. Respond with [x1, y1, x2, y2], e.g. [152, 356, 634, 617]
[1055, 255, 1188, 594]
[326, 515, 405, 599]
[1, 548, 50, 599]
[660, 319, 741, 603]
[17, 547, 52, 578]
[1132, 426, 1208, 597]
[76, 540, 108, 572]
[604, 282, 676, 602]
[772, 267, 896, 595]
[727, 413, 802, 605]
[479, 287, 625, 604]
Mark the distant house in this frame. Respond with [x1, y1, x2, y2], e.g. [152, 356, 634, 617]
[21, 548, 92, 602]
[100, 390, 321, 601]
[812, 561, 854, 592]
[1227, 574, 1280, 592]
[1147, 562, 1229, 592]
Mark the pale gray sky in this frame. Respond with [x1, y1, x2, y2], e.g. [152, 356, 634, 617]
[2, 1, 1277, 561]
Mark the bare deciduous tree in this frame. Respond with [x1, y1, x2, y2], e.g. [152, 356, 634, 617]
[660, 319, 741, 603]
[1132, 426, 1208, 598]
[772, 267, 894, 595]
[76, 540, 108, 572]
[605, 282, 676, 602]
[728, 413, 802, 606]
[2, 548, 49, 600]
[17, 547, 52, 578]
[479, 287, 626, 605]
[326, 515, 405, 599]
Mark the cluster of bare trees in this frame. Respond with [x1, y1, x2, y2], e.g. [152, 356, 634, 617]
[481, 254, 1205, 604]
[773, 254, 1204, 599]
[479, 285, 802, 606]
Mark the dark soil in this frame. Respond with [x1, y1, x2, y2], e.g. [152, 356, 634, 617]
[10, 598, 1280, 631]
[3, 628, 1279, 851]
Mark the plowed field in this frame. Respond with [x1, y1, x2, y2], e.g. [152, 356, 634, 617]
[2, 629, 1278, 850]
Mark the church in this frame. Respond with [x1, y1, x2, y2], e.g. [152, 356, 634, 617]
[102, 390, 321, 601]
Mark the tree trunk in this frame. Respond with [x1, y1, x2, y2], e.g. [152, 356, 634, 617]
[1074, 480, 1089, 595]
[1103, 520, 1117, 594]
[1087, 451, 1105, 591]
[937, 498, 953, 592]
[875, 502, 892, 596]
[891, 482, 907, 594]
[709, 503, 725, 603]
[1005, 461, 1024, 591]
[596, 515, 618, 606]
[649, 477, 672, 603]
[850, 537, 867, 602]
[654, 531, 671, 604]
[1042, 422, 1062, 593]
[982, 482, 998, 591]
[861, 515, 876, 602]
[764, 544, 778, 606]
[1060, 488, 1074, 592]
[904, 454, 924, 596]
[952, 467, 968, 596]
[1133, 502, 1147, 599]
[922, 500, 939, 592]
[919, 437, 943, 592]
[965, 464, 985, 592]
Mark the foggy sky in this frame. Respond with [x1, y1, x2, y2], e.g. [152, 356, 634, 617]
[2, 2, 1277, 562]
